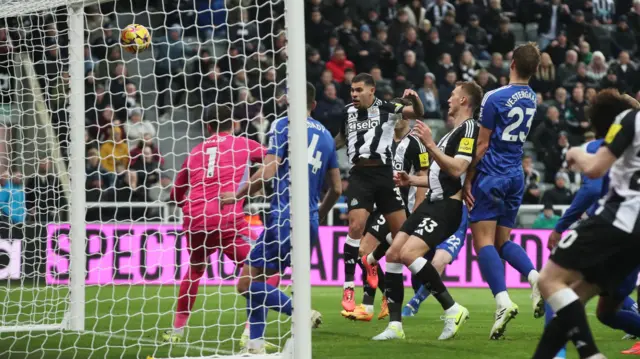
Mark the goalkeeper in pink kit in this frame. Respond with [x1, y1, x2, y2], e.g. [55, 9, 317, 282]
[164, 105, 280, 342]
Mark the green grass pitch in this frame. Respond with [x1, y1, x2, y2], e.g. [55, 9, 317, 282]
[0, 285, 635, 358]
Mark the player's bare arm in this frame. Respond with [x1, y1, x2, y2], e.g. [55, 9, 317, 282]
[415, 121, 471, 178]
[334, 132, 346, 149]
[463, 126, 492, 206]
[401, 89, 425, 119]
[566, 146, 617, 179]
[394, 170, 429, 188]
[412, 169, 427, 212]
[221, 154, 280, 204]
[319, 167, 342, 221]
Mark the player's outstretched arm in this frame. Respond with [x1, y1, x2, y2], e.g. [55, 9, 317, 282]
[319, 168, 342, 222]
[334, 132, 346, 149]
[567, 147, 615, 179]
[401, 89, 425, 119]
[414, 121, 471, 178]
[394, 171, 429, 188]
[221, 154, 280, 205]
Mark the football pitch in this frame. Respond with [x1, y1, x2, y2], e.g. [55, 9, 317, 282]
[0, 285, 634, 359]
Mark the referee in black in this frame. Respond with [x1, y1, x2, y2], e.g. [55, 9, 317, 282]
[333, 73, 424, 312]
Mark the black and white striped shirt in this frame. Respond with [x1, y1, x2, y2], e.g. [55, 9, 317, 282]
[596, 109, 640, 233]
[428, 118, 478, 202]
[425, 1, 456, 27]
[392, 132, 430, 211]
[342, 98, 405, 165]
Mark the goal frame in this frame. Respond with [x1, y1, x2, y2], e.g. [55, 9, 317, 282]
[1, 0, 312, 357]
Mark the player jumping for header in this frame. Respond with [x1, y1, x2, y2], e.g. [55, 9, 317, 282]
[373, 81, 482, 341]
[164, 105, 280, 344]
[334, 73, 424, 313]
[222, 83, 342, 355]
[463, 42, 544, 340]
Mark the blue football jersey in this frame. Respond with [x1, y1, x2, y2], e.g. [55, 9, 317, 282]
[266, 116, 338, 220]
[477, 85, 537, 177]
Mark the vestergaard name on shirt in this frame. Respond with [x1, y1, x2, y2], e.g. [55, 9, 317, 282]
[505, 90, 535, 108]
[348, 112, 380, 132]
[307, 121, 325, 131]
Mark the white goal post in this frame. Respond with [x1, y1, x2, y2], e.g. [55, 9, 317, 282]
[0, 0, 310, 358]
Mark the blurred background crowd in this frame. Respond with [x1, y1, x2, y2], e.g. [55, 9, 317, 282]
[0, 0, 635, 228]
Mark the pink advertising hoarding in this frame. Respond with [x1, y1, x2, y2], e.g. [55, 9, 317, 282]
[46, 224, 553, 288]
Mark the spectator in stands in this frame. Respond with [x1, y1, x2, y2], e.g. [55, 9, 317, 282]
[229, 8, 258, 55]
[585, 86, 598, 103]
[397, 26, 425, 63]
[489, 17, 516, 57]
[95, 105, 117, 141]
[612, 15, 637, 57]
[100, 127, 129, 173]
[523, 155, 542, 204]
[535, 0, 572, 50]
[563, 62, 598, 89]
[365, 8, 384, 31]
[483, 0, 504, 36]
[587, 51, 609, 81]
[533, 203, 561, 229]
[578, 40, 593, 65]
[125, 83, 142, 118]
[629, 0, 640, 44]
[531, 52, 557, 99]
[425, 0, 456, 28]
[316, 69, 339, 102]
[25, 159, 66, 223]
[557, 50, 579, 86]
[133, 145, 162, 189]
[233, 88, 263, 143]
[397, 50, 428, 88]
[566, 85, 589, 144]
[456, 0, 481, 28]
[338, 68, 355, 105]
[438, 11, 461, 43]
[336, 17, 360, 57]
[613, 51, 639, 93]
[552, 87, 570, 121]
[458, 50, 480, 82]
[84, 45, 98, 74]
[448, 31, 473, 64]
[91, 22, 116, 61]
[381, 0, 400, 24]
[130, 136, 165, 169]
[542, 171, 574, 205]
[389, 10, 412, 47]
[325, 47, 354, 83]
[418, 73, 440, 118]
[356, 25, 383, 73]
[438, 70, 457, 115]
[433, 53, 456, 85]
[85, 147, 115, 202]
[476, 69, 498, 93]
[375, 25, 397, 76]
[487, 52, 508, 79]
[125, 109, 155, 142]
[465, 14, 490, 60]
[423, 28, 446, 70]
[532, 106, 565, 181]
[371, 66, 394, 98]
[153, 25, 198, 122]
[306, 48, 326, 86]
[600, 68, 630, 94]
[321, 32, 339, 62]
[405, 0, 427, 27]
[323, 0, 353, 27]
[113, 169, 147, 218]
[593, 0, 615, 24]
[201, 64, 231, 107]
[315, 83, 345, 129]
[567, 10, 591, 47]
[0, 167, 25, 226]
[545, 32, 569, 67]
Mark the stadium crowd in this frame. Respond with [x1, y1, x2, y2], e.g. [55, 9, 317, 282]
[0, 0, 637, 225]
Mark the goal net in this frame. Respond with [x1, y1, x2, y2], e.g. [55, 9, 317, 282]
[0, 0, 311, 358]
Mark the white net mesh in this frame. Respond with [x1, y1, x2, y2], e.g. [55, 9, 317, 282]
[0, 1, 292, 357]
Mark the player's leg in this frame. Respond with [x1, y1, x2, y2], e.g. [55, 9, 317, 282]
[469, 173, 520, 338]
[164, 230, 216, 342]
[532, 260, 600, 359]
[495, 175, 543, 318]
[595, 267, 640, 338]
[404, 206, 467, 317]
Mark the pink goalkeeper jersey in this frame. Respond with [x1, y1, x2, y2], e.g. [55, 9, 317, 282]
[171, 133, 267, 231]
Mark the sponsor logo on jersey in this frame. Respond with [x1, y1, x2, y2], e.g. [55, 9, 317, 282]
[350, 198, 358, 206]
[348, 118, 380, 132]
[458, 138, 475, 154]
